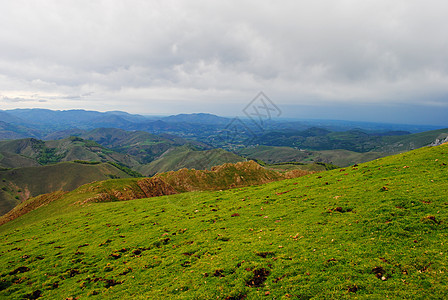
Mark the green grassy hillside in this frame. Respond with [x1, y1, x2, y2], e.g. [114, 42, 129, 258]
[0, 137, 141, 169]
[80, 128, 209, 164]
[0, 145, 447, 298]
[377, 128, 448, 152]
[0, 152, 39, 169]
[80, 128, 176, 164]
[0, 162, 132, 216]
[238, 145, 385, 167]
[139, 145, 246, 176]
[253, 127, 448, 153]
[0, 161, 310, 225]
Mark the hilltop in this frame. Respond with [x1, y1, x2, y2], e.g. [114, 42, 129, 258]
[77, 128, 209, 164]
[0, 144, 447, 298]
[0, 137, 140, 169]
[0, 161, 310, 226]
[139, 145, 246, 176]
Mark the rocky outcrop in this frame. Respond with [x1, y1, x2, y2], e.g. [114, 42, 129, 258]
[137, 177, 177, 197]
[430, 136, 448, 147]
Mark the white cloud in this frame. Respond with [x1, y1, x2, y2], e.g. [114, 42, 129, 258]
[0, 0, 448, 123]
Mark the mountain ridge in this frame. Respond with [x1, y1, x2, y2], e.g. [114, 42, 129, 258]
[0, 160, 313, 225]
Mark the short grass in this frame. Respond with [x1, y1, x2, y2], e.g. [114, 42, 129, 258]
[1, 145, 448, 299]
[263, 162, 329, 172]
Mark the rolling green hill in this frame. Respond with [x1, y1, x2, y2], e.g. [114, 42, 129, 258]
[0, 161, 311, 225]
[0, 137, 140, 169]
[252, 127, 448, 153]
[0, 152, 39, 169]
[376, 128, 448, 152]
[79, 128, 181, 164]
[0, 162, 134, 216]
[139, 145, 246, 176]
[78, 128, 209, 164]
[238, 128, 448, 168]
[237, 145, 385, 167]
[0, 145, 447, 298]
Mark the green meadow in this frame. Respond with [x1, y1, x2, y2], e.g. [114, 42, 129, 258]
[1, 144, 448, 299]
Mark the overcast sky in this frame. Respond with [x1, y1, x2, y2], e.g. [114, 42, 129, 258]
[1, 0, 448, 125]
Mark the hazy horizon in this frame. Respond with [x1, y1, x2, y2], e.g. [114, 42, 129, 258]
[2, 106, 447, 129]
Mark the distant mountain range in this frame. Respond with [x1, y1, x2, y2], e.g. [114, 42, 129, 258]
[0, 108, 444, 141]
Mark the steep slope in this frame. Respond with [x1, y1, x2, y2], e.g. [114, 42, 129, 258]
[0, 137, 140, 169]
[0, 161, 311, 225]
[0, 145, 447, 298]
[0, 162, 132, 216]
[139, 145, 246, 176]
[0, 161, 314, 225]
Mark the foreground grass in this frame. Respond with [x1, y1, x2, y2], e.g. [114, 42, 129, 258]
[1, 145, 448, 299]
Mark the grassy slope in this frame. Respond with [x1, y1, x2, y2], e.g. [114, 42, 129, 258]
[0, 161, 307, 225]
[377, 128, 448, 152]
[0, 145, 448, 298]
[0, 152, 39, 169]
[154, 161, 285, 193]
[80, 128, 209, 164]
[238, 145, 385, 167]
[80, 128, 175, 164]
[251, 128, 448, 156]
[313, 149, 385, 166]
[0, 137, 141, 169]
[237, 146, 312, 164]
[140, 146, 246, 176]
[0, 162, 132, 216]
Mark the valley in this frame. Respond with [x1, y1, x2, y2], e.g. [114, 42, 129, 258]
[1, 109, 448, 218]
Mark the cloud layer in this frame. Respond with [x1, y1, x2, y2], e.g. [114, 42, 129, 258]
[1, 1, 448, 124]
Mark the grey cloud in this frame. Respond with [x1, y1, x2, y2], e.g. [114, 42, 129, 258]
[2, 96, 47, 103]
[0, 0, 448, 123]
